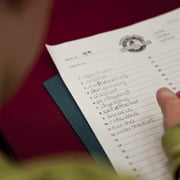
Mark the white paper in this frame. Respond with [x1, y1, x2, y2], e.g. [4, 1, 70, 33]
[47, 8, 180, 180]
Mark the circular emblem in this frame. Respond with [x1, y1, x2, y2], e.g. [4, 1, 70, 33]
[120, 35, 146, 52]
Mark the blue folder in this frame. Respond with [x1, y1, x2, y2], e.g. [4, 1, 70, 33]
[43, 75, 112, 165]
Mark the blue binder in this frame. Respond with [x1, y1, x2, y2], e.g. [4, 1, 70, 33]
[43, 75, 112, 165]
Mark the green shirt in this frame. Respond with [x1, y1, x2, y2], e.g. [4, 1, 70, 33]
[1, 125, 180, 180]
[162, 124, 180, 180]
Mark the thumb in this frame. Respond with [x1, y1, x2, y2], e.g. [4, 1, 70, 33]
[156, 87, 180, 129]
[156, 87, 177, 114]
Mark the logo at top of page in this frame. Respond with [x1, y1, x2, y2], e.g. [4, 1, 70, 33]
[120, 35, 151, 52]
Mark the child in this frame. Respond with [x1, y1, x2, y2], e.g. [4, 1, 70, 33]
[0, 1, 180, 179]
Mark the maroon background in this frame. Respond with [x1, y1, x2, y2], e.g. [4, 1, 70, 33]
[1, 0, 180, 160]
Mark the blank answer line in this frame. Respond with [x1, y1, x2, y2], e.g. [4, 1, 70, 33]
[138, 157, 167, 171]
[85, 55, 115, 65]
[130, 82, 159, 95]
[140, 107, 160, 116]
[132, 90, 156, 100]
[113, 61, 149, 75]
[158, 57, 180, 69]
[134, 151, 162, 164]
[133, 102, 158, 112]
[139, 97, 156, 104]
[126, 138, 161, 153]
[128, 79, 157, 89]
[141, 164, 169, 177]
[129, 144, 162, 158]
[154, 53, 180, 66]
[163, 68, 180, 76]
[118, 124, 162, 142]
[152, 47, 180, 59]
[154, 171, 171, 179]
[122, 130, 162, 146]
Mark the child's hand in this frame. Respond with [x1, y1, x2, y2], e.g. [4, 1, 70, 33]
[156, 87, 180, 130]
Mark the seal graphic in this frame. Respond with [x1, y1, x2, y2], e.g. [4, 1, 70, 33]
[120, 35, 151, 52]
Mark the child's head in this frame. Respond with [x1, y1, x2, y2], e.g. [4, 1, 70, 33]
[0, 0, 53, 107]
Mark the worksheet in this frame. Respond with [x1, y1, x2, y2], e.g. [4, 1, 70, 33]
[47, 8, 180, 180]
